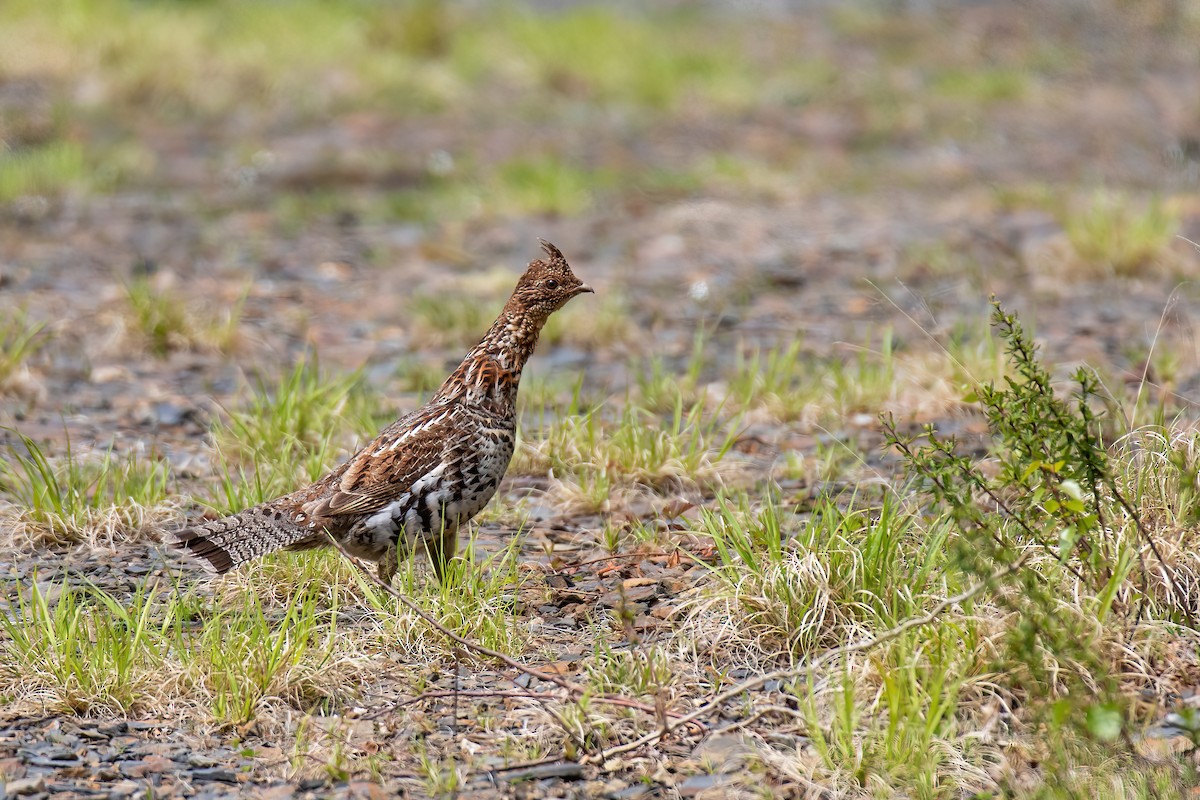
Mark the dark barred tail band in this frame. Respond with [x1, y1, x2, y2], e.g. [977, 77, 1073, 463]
[169, 504, 313, 574]
[170, 526, 234, 573]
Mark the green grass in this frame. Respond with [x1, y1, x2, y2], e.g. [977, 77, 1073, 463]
[541, 291, 634, 350]
[0, 2, 778, 215]
[382, 153, 701, 224]
[796, 619, 985, 795]
[124, 278, 246, 357]
[0, 575, 347, 724]
[415, 745, 461, 799]
[930, 66, 1028, 103]
[406, 292, 494, 350]
[0, 430, 172, 546]
[828, 331, 897, 416]
[191, 584, 340, 725]
[205, 357, 369, 514]
[943, 319, 1007, 389]
[632, 331, 711, 414]
[1062, 191, 1180, 276]
[2, 0, 449, 118]
[450, 5, 756, 111]
[725, 332, 897, 423]
[210, 357, 365, 465]
[5, 280, 1200, 797]
[206, 440, 335, 517]
[0, 140, 153, 203]
[486, 156, 599, 217]
[0, 309, 48, 387]
[219, 529, 528, 660]
[373, 533, 527, 657]
[668, 304, 1200, 796]
[0, 577, 176, 714]
[0, 535, 524, 725]
[0, 142, 86, 203]
[124, 278, 191, 357]
[1, 1, 759, 122]
[697, 493, 949, 656]
[774, 436, 873, 489]
[517, 396, 740, 510]
[583, 641, 676, 698]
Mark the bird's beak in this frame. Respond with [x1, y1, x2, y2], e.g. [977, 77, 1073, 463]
[574, 283, 595, 296]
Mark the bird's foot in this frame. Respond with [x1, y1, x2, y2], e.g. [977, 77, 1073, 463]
[376, 547, 399, 586]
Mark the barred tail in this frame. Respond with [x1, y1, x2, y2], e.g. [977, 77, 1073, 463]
[169, 504, 313, 574]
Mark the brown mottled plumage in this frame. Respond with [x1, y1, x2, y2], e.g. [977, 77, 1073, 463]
[170, 240, 592, 583]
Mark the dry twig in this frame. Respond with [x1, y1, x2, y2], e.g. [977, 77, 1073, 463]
[330, 539, 694, 724]
[583, 551, 1033, 764]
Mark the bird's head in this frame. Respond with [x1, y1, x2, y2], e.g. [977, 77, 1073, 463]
[509, 239, 593, 319]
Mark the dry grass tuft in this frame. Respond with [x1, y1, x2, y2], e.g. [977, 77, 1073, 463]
[0, 432, 179, 549]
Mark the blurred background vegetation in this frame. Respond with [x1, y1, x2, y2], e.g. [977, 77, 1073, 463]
[2, 0, 1195, 231]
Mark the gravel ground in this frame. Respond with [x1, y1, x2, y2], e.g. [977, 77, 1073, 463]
[4, 2, 1200, 797]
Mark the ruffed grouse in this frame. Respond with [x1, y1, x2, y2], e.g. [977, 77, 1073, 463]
[170, 240, 592, 583]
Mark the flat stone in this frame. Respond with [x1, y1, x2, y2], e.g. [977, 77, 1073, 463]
[193, 767, 239, 783]
[649, 603, 678, 620]
[347, 779, 386, 799]
[27, 755, 82, 768]
[108, 780, 143, 799]
[678, 773, 732, 797]
[125, 721, 165, 731]
[297, 778, 327, 791]
[5, 775, 47, 796]
[253, 786, 296, 800]
[120, 754, 174, 778]
[48, 782, 108, 796]
[37, 746, 76, 761]
[692, 734, 755, 766]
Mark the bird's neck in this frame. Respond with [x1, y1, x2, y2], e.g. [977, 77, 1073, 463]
[433, 301, 545, 407]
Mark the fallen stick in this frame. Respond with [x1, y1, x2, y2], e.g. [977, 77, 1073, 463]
[583, 551, 1033, 764]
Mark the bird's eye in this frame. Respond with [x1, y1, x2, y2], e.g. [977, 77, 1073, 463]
[546, 279, 559, 289]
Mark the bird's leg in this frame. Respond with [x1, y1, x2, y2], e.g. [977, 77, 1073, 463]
[376, 545, 399, 586]
[427, 525, 459, 584]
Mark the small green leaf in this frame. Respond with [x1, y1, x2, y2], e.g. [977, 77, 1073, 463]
[1086, 703, 1122, 741]
[1051, 698, 1073, 726]
[1060, 479, 1083, 501]
[1045, 499, 1060, 514]
[1057, 526, 1077, 560]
